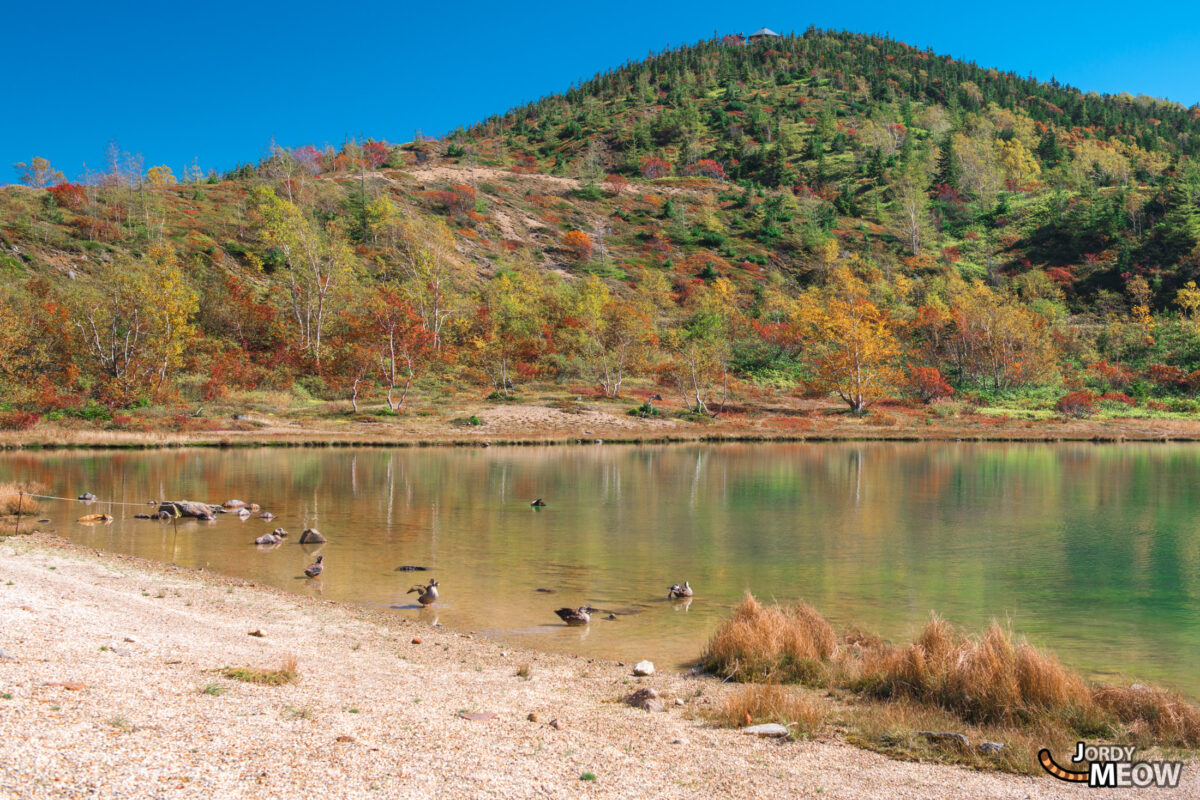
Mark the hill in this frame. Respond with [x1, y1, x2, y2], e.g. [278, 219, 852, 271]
[3, 27, 1200, 438]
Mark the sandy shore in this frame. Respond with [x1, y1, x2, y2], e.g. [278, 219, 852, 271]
[0, 532, 1195, 800]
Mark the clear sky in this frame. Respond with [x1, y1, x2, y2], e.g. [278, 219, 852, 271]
[4, 0, 1199, 184]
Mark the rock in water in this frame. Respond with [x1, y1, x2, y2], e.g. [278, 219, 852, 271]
[222, 500, 247, 510]
[633, 660, 655, 677]
[299, 528, 326, 544]
[742, 723, 790, 737]
[159, 501, 215, 521]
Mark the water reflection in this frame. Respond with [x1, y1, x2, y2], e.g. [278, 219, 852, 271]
[2, 442, 1198, 696]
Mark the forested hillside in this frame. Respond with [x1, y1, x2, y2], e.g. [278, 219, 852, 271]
[4, 28, 1200, 434]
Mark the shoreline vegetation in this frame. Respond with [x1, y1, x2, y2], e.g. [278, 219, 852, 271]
[6, 389, 1200, 452]
[1, 529, 1196, 797]
[701, 595, 1200, 777]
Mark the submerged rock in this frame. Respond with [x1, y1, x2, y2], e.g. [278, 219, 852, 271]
[299, 528, 326, 544]
[158, 501, 215, 521]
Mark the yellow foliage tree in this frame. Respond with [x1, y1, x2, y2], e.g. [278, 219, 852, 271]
[70, 244, 198, 399]
[792, 269, 904, 412]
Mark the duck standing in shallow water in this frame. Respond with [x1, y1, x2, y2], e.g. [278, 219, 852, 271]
[407, 579, 439, 606]
[667, 581, 693, 599]
[554, 606, 591, 626]
[303, 554, 324, 578]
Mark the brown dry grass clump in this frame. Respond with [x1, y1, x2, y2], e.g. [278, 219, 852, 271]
[712, 683, 830, 734]
[0, 482, 44, 516]
[850, 617, 1092, 727]
[1094, 684, 1200, 746]
[702, 599, 1200, 768]
[700, 593, 836, 682]
[221, 654, 299, 686]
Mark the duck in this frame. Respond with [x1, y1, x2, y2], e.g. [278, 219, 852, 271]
[667, 581, 693, 599]
[554, 606, 591, 626]
[303, 554, 324, 578]
[254, 533, 281, 545]
[407, 579, 439, 606]
[530, 498, 547, 507]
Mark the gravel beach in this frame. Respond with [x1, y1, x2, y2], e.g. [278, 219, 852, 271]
[0, 532, 1194, 799]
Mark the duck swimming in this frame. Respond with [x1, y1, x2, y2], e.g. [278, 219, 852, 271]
[303, 554, 324, 578]
[407, 579, 439, 606]
[554, 606, 591, 626]
[667, 581, 693, 599]
[530, 498, 547, 507]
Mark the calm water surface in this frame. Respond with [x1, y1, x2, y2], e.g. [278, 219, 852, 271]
[2, 443, 1198, 695]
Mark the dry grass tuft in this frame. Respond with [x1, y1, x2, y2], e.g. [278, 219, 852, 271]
[701, 593, 836, 683]
[1094, 684, 1200, 747]
[703, 602, 1200, 773]
[0, 482, 44, 516]
[712, 683, 830, 734]
[221, 654, 299, 686]
[849, 617, 1092, 726]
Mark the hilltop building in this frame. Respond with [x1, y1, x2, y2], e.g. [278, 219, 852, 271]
[747, 27, 781, 42]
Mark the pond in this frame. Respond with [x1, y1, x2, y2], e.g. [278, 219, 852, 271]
[3, 442, 1198, 696]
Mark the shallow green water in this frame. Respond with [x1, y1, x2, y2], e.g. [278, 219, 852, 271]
[2, 442, 1198, 695]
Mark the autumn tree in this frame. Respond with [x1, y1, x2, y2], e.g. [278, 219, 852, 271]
[14, 157, 64, 188]
[69, 244, 198, 402]
[792, 268, 903, 413]
[562, 230, 594, 262]
[472, 266, 547, 396]
[368, 286, 434, 411]
[369, 197, 468, 351]
[145, 165, 177, 187]
[891, 157, 931, 255]
[944, 279, 1058, 389]
[254, 187, 355, 364]
[568, 274, 661, 397]
[1176, 281, 1200, 325]
[952, 132, 1003, 211]
[660, 277, 744, 415]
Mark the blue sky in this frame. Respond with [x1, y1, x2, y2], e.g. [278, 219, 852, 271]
[4, 1, 1199, 184]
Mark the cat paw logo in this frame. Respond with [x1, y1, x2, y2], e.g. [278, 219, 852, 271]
[1039, 742, 1183, 788]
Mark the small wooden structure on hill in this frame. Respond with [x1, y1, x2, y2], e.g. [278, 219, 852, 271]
[747, 27, 781, 42]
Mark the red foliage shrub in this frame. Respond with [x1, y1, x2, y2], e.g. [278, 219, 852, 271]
[1099, 392, 1137, 406]
[48, 182, 87, 210]
[604, 173, 629, 195]
[429, 184, 476, 215]
[71, 216, 119, 242]
[1148, 364, 1189, 390]
[640, 157, 671, 179]
[906, 365, 954, 404]
[363, 141, 391, 168]
[0, 411, 40, 431]
[1087, 359, 1133, 389]
[681, 159, 727, 180]
[1146, 401, 1170, 412]
[1056, 391, 1097, 418]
